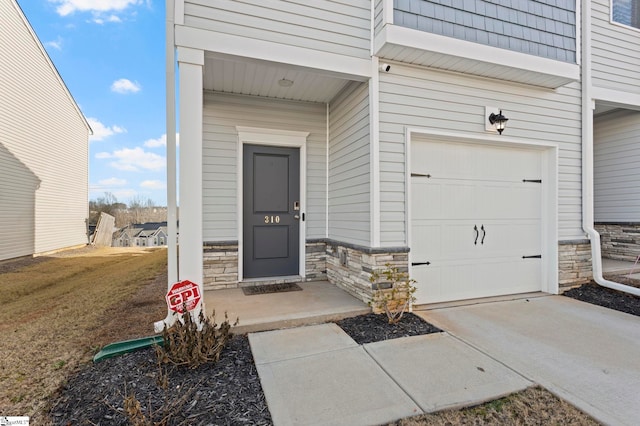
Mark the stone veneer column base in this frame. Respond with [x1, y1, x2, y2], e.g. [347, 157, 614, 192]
[558, 240, 592, 290]
[203, 240, 328, 290]
[325, 240, 409, 304]
[595, 223, 640, 261]
[203, 242, 239, 290]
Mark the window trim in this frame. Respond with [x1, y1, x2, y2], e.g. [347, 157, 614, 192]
[610, 0, 640, 32]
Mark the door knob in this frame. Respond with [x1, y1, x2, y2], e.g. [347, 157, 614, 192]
[294, 214, 300, 220]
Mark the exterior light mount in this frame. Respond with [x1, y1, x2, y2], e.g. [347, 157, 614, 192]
[488, 109, 508, 134]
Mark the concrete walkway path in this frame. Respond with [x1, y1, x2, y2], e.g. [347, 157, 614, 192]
[417, 296, 640, 426]
[249, 323, 531, 426]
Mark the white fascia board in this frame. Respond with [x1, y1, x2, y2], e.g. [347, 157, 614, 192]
[174, 0, 184, 25]
[592, 87, 640, 110]
[175, 26, 371, 80]
[375, 25, 580, 83]
[383, 0, 394, 25]
[177, 46, 204, 66]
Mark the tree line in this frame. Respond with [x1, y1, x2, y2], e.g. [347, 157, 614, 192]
[90, 192, 167, 227]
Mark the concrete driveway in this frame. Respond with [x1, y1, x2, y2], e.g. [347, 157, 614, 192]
[417, 295, 640, 426]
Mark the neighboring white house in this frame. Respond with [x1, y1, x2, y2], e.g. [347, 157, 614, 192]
[112, 223, 170, 247]
[166, 0, 640, 305]
[0, 0, 90, 261]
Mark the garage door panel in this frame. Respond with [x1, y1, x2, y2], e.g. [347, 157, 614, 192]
[412, 141, 477, 180]
[477, 148, 541, 182]
[476, 184, 541, 219]
[411, 139, 545, 304]
[476, 221, 541, 257]
[412, 139, 542, 182]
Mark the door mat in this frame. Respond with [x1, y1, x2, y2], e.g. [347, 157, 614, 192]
[242, 283, 303, 296]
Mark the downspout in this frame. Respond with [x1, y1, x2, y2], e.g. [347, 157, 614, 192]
[580, 0, 640, 297]
[155, 0, 179, 332]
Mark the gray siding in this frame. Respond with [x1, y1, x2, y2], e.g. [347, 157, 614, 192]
[393, 0, 576, 63]
[592, 0, 640, 94]
[202, 92, 327, 241]
[183, 0, 371, 60]
[0, 0, 89, 259]
[594, 110, 640, 222]
[379, 64, 584, 245]
[328, 82, 371, 246]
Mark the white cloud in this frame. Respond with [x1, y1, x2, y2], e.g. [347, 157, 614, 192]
[87, 117, 125, 142]
[111, 78, 141, 94]
[99, 177, 127, 186]
[112, 189, 138, 199]
[97, 147, 165, 172]
[143, 133, 180, 148]
[45, 36, 63, 50]
[50, 0, 143, 17]
[140, 180, 166, 190]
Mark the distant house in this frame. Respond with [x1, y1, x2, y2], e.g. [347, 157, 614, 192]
[0, 0, 90, 261]
[112, 222, 172, 247]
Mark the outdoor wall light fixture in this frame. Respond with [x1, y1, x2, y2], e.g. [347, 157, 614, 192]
[488, 110, 508, 134]
[278, 78, 294, 87]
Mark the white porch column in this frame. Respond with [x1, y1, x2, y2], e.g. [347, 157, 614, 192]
[178, 47, 204, 309]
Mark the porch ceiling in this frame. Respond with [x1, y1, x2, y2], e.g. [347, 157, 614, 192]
[204, 55, 353, 103]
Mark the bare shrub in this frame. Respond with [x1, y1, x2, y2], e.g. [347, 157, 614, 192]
[369, 263, 417, 324]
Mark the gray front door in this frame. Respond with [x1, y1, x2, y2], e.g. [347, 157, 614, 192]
[243, 144, 300, 278]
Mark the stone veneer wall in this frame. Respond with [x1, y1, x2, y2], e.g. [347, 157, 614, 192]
[558, 240, 592, 289]
[203, 242, 239, 290]
[595, 223, 640, 261]
[203, 240, 328, 290]
[325, 240, 409, 303]
[305, 240, 327, 281]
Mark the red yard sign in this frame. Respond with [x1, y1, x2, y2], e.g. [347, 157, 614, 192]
[166, 280, 201, 313]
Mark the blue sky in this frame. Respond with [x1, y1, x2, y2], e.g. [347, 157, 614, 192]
[18, 0, 169, 206]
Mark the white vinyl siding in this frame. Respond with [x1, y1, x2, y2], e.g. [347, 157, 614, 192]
[328, 82, 371, 246]
[203, 92, 327, 241]
[594, 110, 640, 222]
[183, 0, 371, 60]
[0, 0, 89, 260]
[374, 0, 385, 37]
[591, 0, 640, 94]
[0, 145, 38, 260]
[379, 64, 583, 245]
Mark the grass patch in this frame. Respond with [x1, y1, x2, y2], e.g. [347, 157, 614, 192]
[388, 386, 598, 425]
[0, 247, 167, 424]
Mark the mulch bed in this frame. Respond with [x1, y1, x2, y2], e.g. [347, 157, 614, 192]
[48, 285, 640, 425]
[49, 336, 271, 426]
[337, 312, 442, 345]
[563, 281, 640, 317]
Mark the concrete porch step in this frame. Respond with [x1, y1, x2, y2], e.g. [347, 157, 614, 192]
[203, 280, 370, 334]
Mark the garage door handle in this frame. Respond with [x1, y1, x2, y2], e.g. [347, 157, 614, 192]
[474, 225, 479, 245]
[481, 225, 486, 245]
[412, 262, 431, 266]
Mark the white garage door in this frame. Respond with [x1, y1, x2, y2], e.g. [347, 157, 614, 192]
[411, 140, 543, 304]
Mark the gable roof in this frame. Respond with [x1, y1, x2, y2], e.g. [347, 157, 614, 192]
[7, 0, 91, 133]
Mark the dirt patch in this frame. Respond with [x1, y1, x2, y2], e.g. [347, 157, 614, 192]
[0, 247, 167, 424]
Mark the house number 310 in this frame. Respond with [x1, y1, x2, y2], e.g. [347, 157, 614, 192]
[264, 215, 280, 224]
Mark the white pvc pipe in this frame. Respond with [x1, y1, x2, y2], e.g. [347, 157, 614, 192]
[580, 0, 640, 297]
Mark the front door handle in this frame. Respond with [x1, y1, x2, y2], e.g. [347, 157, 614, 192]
[474, 225, 479, 245]
[481, 225, 486, 245]
[294, 214, 300, 220]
